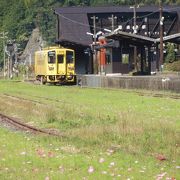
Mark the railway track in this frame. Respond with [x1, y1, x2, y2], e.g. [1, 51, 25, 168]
[0, 84, 179, 138]
[5, 79, 180, 100]
[2, 93, 46, 105]
[2, 93, 69, 105]
[133, 91, 180, 100]
[4, 88, 180, 106]
[0, 113, 62, 137]
[23, 79, 180, 101]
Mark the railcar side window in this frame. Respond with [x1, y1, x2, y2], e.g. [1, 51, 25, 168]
[66, 51, 74, 64]
[57, 54, 64, 63]
[48, 51, 56, 64]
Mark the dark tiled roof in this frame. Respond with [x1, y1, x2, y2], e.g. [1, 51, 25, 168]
[54, 6, 179, 14]
[59, 13, 92, 46]
[54, 6, 180, 46]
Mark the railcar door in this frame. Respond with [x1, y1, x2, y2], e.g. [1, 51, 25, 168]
[66, 50, 75, 77]
[47, 51, 56, 75]
[57, 51, 66, 75]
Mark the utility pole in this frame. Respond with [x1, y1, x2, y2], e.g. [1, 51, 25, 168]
[0, 31, 8, 78]
[6, 41, 15, 79]
[91, 15, 98, 74]
[109, 14, 117, 31]
[130, 0, 139, 71]
[159, 0, 164, 71]
[133, 1, 137, 34]
[92, 15, 96, 48]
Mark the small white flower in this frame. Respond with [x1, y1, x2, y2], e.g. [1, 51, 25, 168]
[128, 168, 132, 171]
[20, 152, 26, 155]
[157, 172, 167, 178]
[88, 166, 94, 173]
[99, 158, 105, 163]
[108, 149, 114, 153]
[42, 154, 46, 157]
[101, 171, 107, 174]
[139, 170, 145, 173]
[110, 162, 115, 166]
[107, 149, 114, 153]
[59, 166, 64, 171]
[45, 177, 50, 180]
[166, 178, 172, 180]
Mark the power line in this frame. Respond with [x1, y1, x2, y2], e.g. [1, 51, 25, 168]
[58, 6, 180, 30]
[58, 14, 92, 28]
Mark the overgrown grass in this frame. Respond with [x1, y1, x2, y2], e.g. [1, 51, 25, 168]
[164, 60, 180, 71]
[0, 80, 179, 179]
[0, 128, 179, 180]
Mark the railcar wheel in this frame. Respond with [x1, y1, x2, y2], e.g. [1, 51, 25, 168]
[40, 76, 46, 85]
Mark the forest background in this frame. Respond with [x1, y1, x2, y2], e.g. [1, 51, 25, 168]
[0, 0, 179, 66]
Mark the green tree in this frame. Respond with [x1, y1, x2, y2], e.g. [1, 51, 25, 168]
[165, 43, 176, 63]
[0, 0, 179, 67]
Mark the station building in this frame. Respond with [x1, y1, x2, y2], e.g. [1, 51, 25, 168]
[54, 6, 180, 75]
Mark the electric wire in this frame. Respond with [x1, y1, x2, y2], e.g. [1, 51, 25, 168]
[58, 6, 180, 31]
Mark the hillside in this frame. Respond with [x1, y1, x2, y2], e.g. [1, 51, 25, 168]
[0, 0, 179, 66]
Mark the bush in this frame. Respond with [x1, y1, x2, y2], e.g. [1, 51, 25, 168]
[165, 43, 176, 63]
[164, 60, 180, 72]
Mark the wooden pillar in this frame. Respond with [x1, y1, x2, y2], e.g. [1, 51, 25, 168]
[119, 41, 122, 62]
[140, 46, 144, 74]
[156, 44, 159, 71]
[86, 49, 92, 74]
[148, 46, 151, 75]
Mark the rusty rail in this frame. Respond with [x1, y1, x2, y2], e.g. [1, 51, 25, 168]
[0, 113, 62, 137]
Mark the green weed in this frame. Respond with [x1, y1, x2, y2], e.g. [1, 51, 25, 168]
[0, 80, 179, 179]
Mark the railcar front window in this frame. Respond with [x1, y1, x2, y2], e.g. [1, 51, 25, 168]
[48, 51, 56, 64]
[57, 54, 64, 63]
[66, 51, 74, 64]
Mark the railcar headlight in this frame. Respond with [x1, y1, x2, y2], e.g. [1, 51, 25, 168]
[68, 67, 74, 70]
[67, 75, 73, 80]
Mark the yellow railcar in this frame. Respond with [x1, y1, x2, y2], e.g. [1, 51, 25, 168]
[35, 47, 76, 84]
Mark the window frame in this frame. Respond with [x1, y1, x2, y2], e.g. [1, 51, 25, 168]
[57, 54, 64, 64]
[48, 51, 56, 64]
[66, 51, 74, 64]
